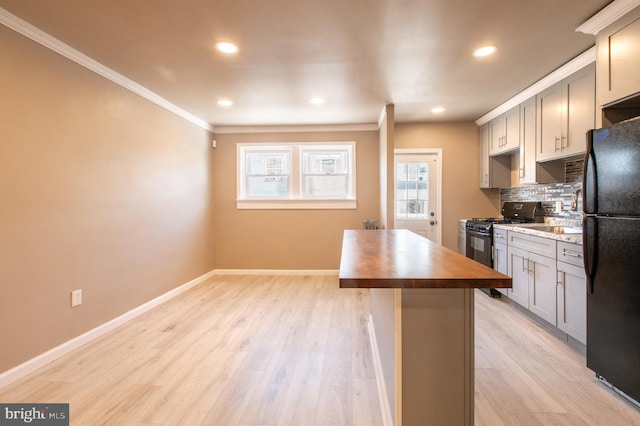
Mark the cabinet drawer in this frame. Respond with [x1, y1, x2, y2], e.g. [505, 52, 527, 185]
[557, 241, 584, 268]
[508, 231, 556, 258]
[493, 227, 507, 243]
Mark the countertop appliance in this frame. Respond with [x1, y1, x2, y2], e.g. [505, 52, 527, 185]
[465, 201, 544, 297]
[584, 117, 640, 407]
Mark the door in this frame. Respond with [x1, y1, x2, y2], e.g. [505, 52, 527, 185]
[394, 151, 441, 243]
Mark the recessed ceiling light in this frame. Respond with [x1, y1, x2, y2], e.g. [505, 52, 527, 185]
[310, 97, 325, 105]
[473, 45, 497, 57]
[217, 99, 233, 107]
[432, 107, 445, 113]
[216, 42, 238, 54]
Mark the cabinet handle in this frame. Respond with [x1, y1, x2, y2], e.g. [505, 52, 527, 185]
[561, 135, 567, 150]
[562, 250, 582, 258]
[495, 234, 504, 239]
[554, 136, 560, 152]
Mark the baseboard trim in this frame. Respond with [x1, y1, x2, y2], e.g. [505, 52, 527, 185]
[368, 314, 394, 426]
[0, 269, 216, 389]
[213, 269, 339, 275]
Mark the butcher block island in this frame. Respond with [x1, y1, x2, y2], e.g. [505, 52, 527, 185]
[339, 229, 511, 426]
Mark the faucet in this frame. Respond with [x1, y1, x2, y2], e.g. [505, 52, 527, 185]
[571, 189, 582, 211]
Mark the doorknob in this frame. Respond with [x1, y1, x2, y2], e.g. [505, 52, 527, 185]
[430, 220, 436, 225]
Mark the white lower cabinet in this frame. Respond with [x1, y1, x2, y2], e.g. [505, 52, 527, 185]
[503, 230, 587, 344]
[527, 252, 557, 325]
[493, 228, 508, 296]
[556, 241, 587, 344]
[507, 244, 556, 326]
[508, 245, 529, 307]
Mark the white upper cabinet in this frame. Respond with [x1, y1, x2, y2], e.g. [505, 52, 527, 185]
[596, 6, 640, 107]
[489, 105, 520, 156]
[519, 96, 537, 184]
[479, 124, 510, 188]
[536, 64, 595, 162]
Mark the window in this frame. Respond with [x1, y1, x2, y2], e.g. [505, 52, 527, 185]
[395, 161, 430, 219]
[238, 142, 356, 209]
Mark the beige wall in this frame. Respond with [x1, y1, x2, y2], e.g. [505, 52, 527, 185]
[0, 26, 216, 372]
[394, 122, 501, 251]
[213, 130, 380, 270]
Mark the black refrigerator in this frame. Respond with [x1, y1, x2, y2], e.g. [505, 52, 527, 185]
[584, 116, 640, 406]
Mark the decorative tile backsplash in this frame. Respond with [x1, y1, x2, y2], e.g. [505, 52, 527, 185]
[500, 181, 583, 221]
[564, 159, 584, 183]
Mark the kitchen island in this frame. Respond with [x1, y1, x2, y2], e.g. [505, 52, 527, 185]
[339, 229, 511, 426]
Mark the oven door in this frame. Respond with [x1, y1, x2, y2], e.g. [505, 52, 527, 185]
[465, 228, 493, 268]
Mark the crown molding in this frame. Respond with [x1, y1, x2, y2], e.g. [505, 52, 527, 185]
[576, 0, 640, 35]
[0, 7, 214, 132]
[475, 46, 595, 126]
[213, 123, 378, 134]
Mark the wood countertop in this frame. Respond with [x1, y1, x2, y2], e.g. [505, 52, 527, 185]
[339, 229, 512, 289]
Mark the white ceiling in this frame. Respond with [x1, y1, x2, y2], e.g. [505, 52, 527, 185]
[0, 0, 612, 127]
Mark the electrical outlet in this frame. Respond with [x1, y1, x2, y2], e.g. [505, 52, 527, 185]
[71, 289, 82, 307]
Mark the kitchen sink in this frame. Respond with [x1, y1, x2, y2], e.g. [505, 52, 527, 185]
[520, 225, 582, 234]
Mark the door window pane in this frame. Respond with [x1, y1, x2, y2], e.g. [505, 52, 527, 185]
[396, 162, 429, 219]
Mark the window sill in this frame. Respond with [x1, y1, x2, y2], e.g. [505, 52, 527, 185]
[237, 199, 357, 210]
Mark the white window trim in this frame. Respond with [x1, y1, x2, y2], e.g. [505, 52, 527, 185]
[237, 142, 357, 210]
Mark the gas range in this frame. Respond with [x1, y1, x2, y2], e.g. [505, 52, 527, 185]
[465, 201, 544, 298]
[466, 201, 545, 233]
[465, 217, 533, 234]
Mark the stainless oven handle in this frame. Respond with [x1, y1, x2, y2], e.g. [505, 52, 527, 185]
[465, 229, 491, 238]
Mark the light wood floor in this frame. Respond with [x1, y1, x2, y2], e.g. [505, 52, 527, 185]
[1, 274, 639, 425]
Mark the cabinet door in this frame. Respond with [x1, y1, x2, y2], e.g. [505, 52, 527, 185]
[479, 124, 490, 188]
[489, 115, 506, 155]
[537, 82, 563, 162]
[519, 96, 537, 184]
[563, 64, 595, 157]
[493, 241, 508, 296]
[597, 10, 640, 106]
[503, 105, 520, 153]
[557, 261, 587, 344]
[528, 253, 557, 325]
[508, 246, 529, 308]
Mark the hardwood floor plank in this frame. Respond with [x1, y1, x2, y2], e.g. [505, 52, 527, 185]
[276, 351, 325, 426]
[314, 326, 353, 425]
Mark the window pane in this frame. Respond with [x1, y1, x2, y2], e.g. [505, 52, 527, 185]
[247, 152, 290, 175]
[304, 175, 347, 198]
[247, 175, 289, 198]
[303, 151, 347, 174]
